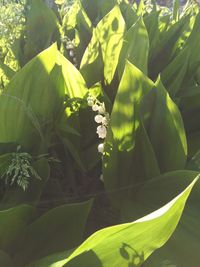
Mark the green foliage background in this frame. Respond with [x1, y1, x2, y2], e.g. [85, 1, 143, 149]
[0, 0, 200, 266]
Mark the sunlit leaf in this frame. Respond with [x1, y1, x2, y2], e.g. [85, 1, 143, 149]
[54, 176, 198, 267]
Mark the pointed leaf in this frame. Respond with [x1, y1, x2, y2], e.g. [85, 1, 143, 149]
[60, 176, 199, 267]
[118, 17, 149, 76]
[95, 5, 125, 84]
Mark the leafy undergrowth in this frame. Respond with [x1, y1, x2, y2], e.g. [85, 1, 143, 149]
[0, 0, 200, 266]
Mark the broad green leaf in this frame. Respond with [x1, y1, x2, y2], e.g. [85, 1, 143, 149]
[103, 62, 155, 209]
[134, 171, 200, 267]
[179, 86, 200, 137]
[56, 176, 198, 267]
[57, 51, 88, 98]
[135, 171, 199, 209]
[109, 61, 154, 150]
[81, 0, 117, 22]
[149, 15, 190, 80]
[13, 200, 93, 266]
[80, 28, 104, 87]
[162, 13, 200, 97]
[0, 94, 43, 151]
[144, 11, 160, 59]
[75, 5, 93, 64]
[95, 5, 125, 84]
[0, 45, 87, 151]
[0, 44, 59, 150]
[0, 205, 36, 251]
[119, 1, 138, 29]
[99, 0, 118, 19]
[184, 13, 200, 68]
[161, 48, 189, 97]
[141, 78, 187, 172]
[118, 17, 149, 77]
[23, 0, 60, 63]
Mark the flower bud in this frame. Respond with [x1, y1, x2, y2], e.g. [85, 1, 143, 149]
[102, 116, 108, 126]
[100, 174, 104, 182]
[69, 50, 74, 57]
[98, 103, 106, 114]
[98, 143, 104, 153]
[87, 96, 94, 106]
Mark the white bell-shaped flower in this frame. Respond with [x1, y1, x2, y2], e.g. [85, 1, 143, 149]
[95, 115, 104, 124]
[97, 125, 107, 139]
[92, 104, 99, 112]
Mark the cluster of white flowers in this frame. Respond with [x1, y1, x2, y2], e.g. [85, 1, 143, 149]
[87, 95, 109, 155]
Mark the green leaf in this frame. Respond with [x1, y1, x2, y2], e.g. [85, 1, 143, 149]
[103, 62, 155, 209]
[187, 131, 200, 158]
[80, 0, 99, 22]
[173, 0, 180, 21]
[75, 3, 92, 59]
[150, 15, 190, 80]
[57, 51, 88, 98]
[118, 17, 149, 77]
[0, 60, 15, 80]
[62, 1, 80, 31]
[141, 77, 187, 172]
[0, 44, 60, 150]
[119, 1, 138, 30]
[137, 0, 145, 16]
[95, 5, 125, 84]
[23, 0, 60, 63]
[52, 175, 199, 267]
[109, 61, 154, 150]
[81, 0, 117, 22]
[162, 13, 200, 97]
[13, 200, 93, 266]
[134, 171, 200, 267]
[0, 44, 87, 152]
[80, 28, 104, 87]
[144, 11, 160, 60]
[0, 205, 36, 251]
